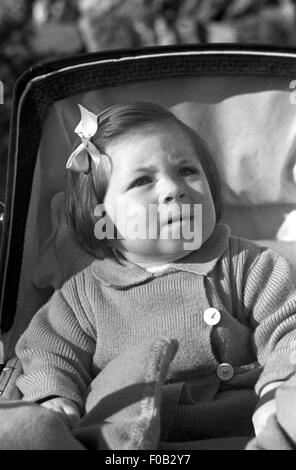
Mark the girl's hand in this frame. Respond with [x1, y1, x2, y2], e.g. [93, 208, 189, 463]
[40, 397, 81, 429]
[252, 398, 276, 436]
[252, 381, 283, 436]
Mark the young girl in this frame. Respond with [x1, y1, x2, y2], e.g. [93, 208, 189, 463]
[15, 101, 296, 446]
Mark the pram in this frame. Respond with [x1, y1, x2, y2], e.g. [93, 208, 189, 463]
[0, 44, 296, 449]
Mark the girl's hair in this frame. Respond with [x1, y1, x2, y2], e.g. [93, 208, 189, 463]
[65, 101, 223, 258]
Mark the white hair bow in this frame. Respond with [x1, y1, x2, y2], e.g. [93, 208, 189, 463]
[66, 104, 101, 173]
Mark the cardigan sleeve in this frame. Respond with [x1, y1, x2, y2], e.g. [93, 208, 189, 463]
[240, 242, 296, 395]
[15, 277, 96, 412]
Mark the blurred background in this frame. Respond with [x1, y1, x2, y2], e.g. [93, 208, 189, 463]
[1, 0, 296, 205]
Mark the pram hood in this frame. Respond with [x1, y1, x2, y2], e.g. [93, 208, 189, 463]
[0, 44, 296, 360]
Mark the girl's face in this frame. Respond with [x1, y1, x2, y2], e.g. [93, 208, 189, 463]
[102, 122, 216, 267]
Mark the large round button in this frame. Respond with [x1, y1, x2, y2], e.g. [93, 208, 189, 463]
[203, 308, 221, 326]
[216, 363, 234, 381]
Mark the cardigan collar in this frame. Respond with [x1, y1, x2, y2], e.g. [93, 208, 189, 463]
[91, 223, 231, 289]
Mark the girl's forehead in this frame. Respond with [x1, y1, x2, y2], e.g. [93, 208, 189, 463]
[130, 121, 191, 141]
[107, 122, 197, 162]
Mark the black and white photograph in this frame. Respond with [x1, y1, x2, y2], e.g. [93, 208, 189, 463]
[0, 0, 296, 455]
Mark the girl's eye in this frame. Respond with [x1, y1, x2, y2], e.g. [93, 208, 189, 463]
[130, 176, 152, 188]
[179, 166, 199, 176]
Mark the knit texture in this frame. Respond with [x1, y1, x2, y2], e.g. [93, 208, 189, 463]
[15, 224, 296, 440]
[76, 337, 178, 450]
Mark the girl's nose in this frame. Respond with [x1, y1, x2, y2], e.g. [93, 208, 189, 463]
[159, 179, 187, 203]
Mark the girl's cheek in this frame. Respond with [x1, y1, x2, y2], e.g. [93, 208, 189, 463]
[187, 179, 205, 190]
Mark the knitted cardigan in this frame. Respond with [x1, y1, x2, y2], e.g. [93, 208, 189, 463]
[15, 224, 296, 440]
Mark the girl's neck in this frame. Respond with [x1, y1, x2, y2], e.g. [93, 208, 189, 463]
[117, 250, 196, 269]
